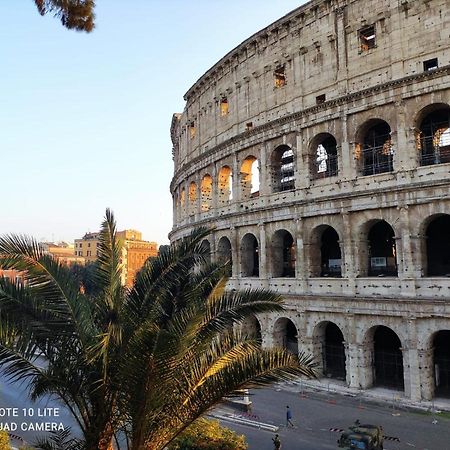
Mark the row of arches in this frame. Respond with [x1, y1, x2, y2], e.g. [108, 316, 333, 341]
[242, 315, 450, 398]
[210, 214, 450, 278]
[175, 104, 450, 215]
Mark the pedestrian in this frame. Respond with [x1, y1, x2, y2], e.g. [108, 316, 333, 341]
[286, 405, 294, 427]
[272, 433, 281, 449]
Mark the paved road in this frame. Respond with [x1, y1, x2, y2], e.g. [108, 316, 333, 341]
[222, 384, 450, 450]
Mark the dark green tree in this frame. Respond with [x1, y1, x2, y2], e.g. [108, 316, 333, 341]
[34, 0, 95, 32]
[0, 210, 316, 450]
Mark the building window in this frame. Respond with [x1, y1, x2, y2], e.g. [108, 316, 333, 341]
[359, 25, 376, 51]
[424, 58, 438, 72]
[316, 94, 326, 105]
[220, 98, 229, 116]
[246, 122, 253, 131]
[88, 243, 91, 247]
[274, 66, 286, 88]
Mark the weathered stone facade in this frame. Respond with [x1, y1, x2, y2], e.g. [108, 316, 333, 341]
[170, 0, 450, 402]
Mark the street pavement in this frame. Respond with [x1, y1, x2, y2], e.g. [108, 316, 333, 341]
[213, 384, 450, 450]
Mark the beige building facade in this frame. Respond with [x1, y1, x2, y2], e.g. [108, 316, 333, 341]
[75, 230, 157, 287]
[170, 0, 450, 402]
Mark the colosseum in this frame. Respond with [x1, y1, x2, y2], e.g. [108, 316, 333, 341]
[169, 0, 450, 403]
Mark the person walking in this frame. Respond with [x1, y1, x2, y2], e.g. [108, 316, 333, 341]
[286, 405, 294, 427]
[272, 433, 281, 449]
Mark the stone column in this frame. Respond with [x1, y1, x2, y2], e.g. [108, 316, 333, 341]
[232, 153, 241, 204]
[341, 212, 355, 279]
[230, 226, 239, 279]
[359, 341, 374, 389]
[335, 6, 348, 93]
[211, 163, 219, 212]
[259, 142, 269, 196]
[398, 206, 417, 296]
[346, 343, 361, 388]
[340, 114, 354, 180]
[404, 346, 421, 401]
[295, 132, 309, 189]
[418, 348, 434, 401]
[258, 222, 268, 285]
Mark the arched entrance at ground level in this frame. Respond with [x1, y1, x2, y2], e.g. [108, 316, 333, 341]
[240, 233, 259, 277]
[367, 220, 397, 276]
[240, 315, 262, 344]
[426, 215, 450, 276]
[433, 330, 450, 398]
[273, 318, 298, 354]
[314, 321, 346, 380]
[373, 326, 404, 390]
[271, 230, 295, 277]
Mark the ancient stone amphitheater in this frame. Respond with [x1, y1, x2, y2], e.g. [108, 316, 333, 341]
[170, 0, 450, 402]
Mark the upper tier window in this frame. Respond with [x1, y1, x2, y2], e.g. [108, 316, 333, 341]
[274, 66, 286, 88]
[359, 25, 376, 52]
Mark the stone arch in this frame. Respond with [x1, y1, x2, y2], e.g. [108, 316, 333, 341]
[355, 119, 393, 176]
[270, 145, 295, 192]
[241, 155, 259, 199]
[240, 233, 259, 277]
[431, 330, 450, 398]
[200, 174, 213, 212]
[273, 317, 298, 354]
[271, 229, 295, 277]
[364, 325, 404, 390]
[414, 103, 450, 166]
[313, 321, 346, 380]
[309, 224, 342, 277]
[217, 165, 233, 205]
[217, 236, 232, 276]
[188, 181, 197, 215]
[365, 219, 398, 277]
[309, 133, 338, 179]
[241, 315, 262, 344]
[423, 214, 450, 276]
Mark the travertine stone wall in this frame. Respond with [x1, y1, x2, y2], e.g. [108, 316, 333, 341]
[170, 0, 450, 402]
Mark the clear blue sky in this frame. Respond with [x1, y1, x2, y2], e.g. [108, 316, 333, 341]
[0, 1, 306, 245]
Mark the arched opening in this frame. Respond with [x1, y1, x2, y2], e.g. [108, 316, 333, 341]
[271, 230, 295, 277]
[321, 227, 342, 277]
[273, 318, 298, 354]
[188, 181, 197, 215]
[368, 221, 397, 276]
[433, 330, 450, 398]
[200, 174, 213, 212]
[417, 106, 450, 166]
[201, 240, 211, 265]
[241, 233, 259, 277]
[217, 236, 232, 276]
[218, 166, 233, 205]
[241, 156, 259, 199]
[311, 134, 338, 179]
[323, 322, 346, 380]
[356, 120, 393, 176]
[426, 215, 450, 276]
[373, 326, 404, 390]
[241, 315, 262, 344]
[179, 187, 186, 215]
[271, 145, 295, 192]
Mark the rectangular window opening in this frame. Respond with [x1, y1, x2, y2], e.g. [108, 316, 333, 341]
[359, 25, 376, 51]
[316, 94, 326, 105]
[220, 98, 229, 116]
[274, 66, 286, 88]
[246, 122, 253, 131]
[423, 58, 438, 72]
[189, 122, 196, 139]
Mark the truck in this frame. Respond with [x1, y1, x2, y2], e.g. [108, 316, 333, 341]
[337, 421, 384, 450]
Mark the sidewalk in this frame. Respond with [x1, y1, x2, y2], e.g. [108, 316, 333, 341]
[282, 377, 450, 413]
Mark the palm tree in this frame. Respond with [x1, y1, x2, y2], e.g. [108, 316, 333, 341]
[34, 0, 95, 32]
[0, 210, 316, 450]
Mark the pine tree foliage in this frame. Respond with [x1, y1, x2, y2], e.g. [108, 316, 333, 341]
[34, 0, 95, 32]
